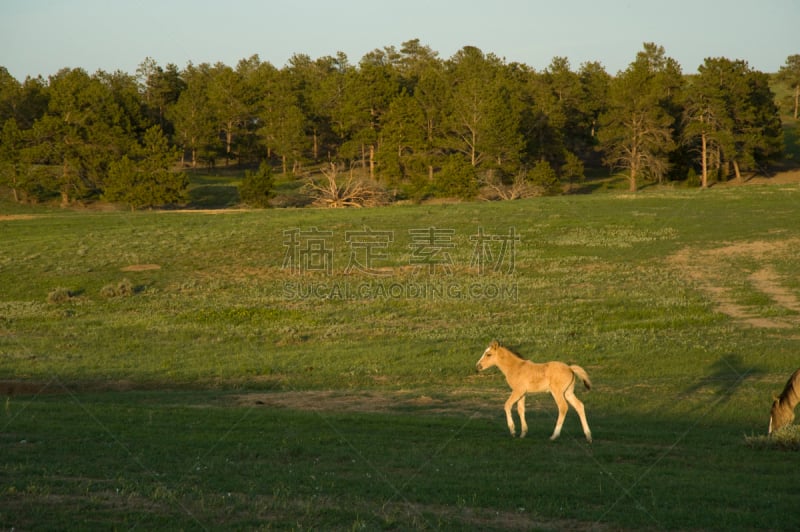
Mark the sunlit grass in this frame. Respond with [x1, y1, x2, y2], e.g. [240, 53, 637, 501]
[745, 425, 800, 450]
[3, 185, 800, 529]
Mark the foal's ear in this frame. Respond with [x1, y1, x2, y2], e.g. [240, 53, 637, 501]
[489, 340, 499, 348]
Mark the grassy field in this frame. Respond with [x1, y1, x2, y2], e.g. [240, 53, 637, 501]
[2, 182, 800, 530]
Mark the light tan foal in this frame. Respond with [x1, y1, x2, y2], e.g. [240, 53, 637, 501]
[476, 341, 592, 442]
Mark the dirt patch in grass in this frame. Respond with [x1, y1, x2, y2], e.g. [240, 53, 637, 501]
[749, 267, 800, 313]
[0, 380, 66, 395]
[0, 214, 38, 221]
[162, 208, 250, 214]
[120, 264, 161, 272]
[669, 238, 800, 329]
[234, 389, 502, 418]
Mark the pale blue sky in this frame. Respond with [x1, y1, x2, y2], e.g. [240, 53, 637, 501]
[1, 0, 797, 81]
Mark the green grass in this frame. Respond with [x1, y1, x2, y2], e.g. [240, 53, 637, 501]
[746, 425, 800, 451]
[2, 391, 797, 530]
[3, 185, 800, 529]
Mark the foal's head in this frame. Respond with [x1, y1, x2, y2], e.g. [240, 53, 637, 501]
[769, 397, 795, 434]
[475, 340, 503, 371]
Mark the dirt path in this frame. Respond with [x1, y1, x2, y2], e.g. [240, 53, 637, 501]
[749, 267, 800, 314]
[669, 238, 800, 329]
[0, 214, 38, 221]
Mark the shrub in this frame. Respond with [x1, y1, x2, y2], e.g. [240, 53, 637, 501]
[239, 162, 276, 208]
[527, 159, 561, 195]
[435, 155, 478, 199]
[47, 287, 73, 304]
[100, 278, 135, 299]
[304, 163, 388, 207]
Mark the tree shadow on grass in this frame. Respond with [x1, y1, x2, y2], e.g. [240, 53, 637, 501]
[188, 184, 241, 209]
[681, 353, 765, 403]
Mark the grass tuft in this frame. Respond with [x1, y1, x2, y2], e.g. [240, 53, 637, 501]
[100, 278, 135, 298]
[745, 425, 800, 451]
[46, 287, 75, 304]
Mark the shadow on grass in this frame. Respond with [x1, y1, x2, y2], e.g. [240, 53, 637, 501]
[681, 354, 765, 403]
[3, 388, 798, 532]
[188, 184, 241, 209]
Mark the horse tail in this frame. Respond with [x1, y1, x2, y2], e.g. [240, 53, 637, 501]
[570, 365, 592, 391]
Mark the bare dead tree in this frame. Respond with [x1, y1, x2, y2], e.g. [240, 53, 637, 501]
[304, 162, 388, 208]
[479, 172, 540, 201]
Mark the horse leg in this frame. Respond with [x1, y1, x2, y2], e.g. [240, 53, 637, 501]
[517, 396, 528, 438]
[565, 389, 592, 443]
[549, 391, 569, 441]
[504, 390, 525, 437]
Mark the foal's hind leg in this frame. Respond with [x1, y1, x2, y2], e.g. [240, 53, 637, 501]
[549, 391, 569, 441]
[517, 396, 528, 438]
[504, 389, 525, 437]
[565, 388, 592, 443]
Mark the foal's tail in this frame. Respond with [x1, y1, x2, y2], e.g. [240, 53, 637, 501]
[570, 365, 592, 391]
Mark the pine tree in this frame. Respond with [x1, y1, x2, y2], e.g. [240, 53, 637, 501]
[684, 58, 782, 184]
[167, 63, 216, 167]
[597, 44, 681, 191]
[104, 125, 187, 209]
[777, 55, 800, 119]
[239, 161, 275, 207]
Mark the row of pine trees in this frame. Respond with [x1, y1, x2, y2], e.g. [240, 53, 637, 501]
[1, 40, 798, 208]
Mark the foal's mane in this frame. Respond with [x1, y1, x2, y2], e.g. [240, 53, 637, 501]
[497, 343, 526, 360]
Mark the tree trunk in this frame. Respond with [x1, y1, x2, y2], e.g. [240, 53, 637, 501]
[226, 125, 233, 164]
[733, 159, 742, 182]
[701, 132, 708, 188]
[471, 129, 477, 166]
[282, 154, 287, 175]
[313, 129, 319, 160]
[794, 84, 799, 120]
[11, 173, 19, 203]
[60, 160, 70, 206]
[369, 144, 375, 180]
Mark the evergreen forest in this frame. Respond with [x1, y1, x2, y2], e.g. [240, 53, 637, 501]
[2, 41, 799, 208]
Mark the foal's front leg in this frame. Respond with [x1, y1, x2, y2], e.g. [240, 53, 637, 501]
[504, 390, 525, 437]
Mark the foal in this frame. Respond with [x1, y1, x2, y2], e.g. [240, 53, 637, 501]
[476, 341, 592, 442]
